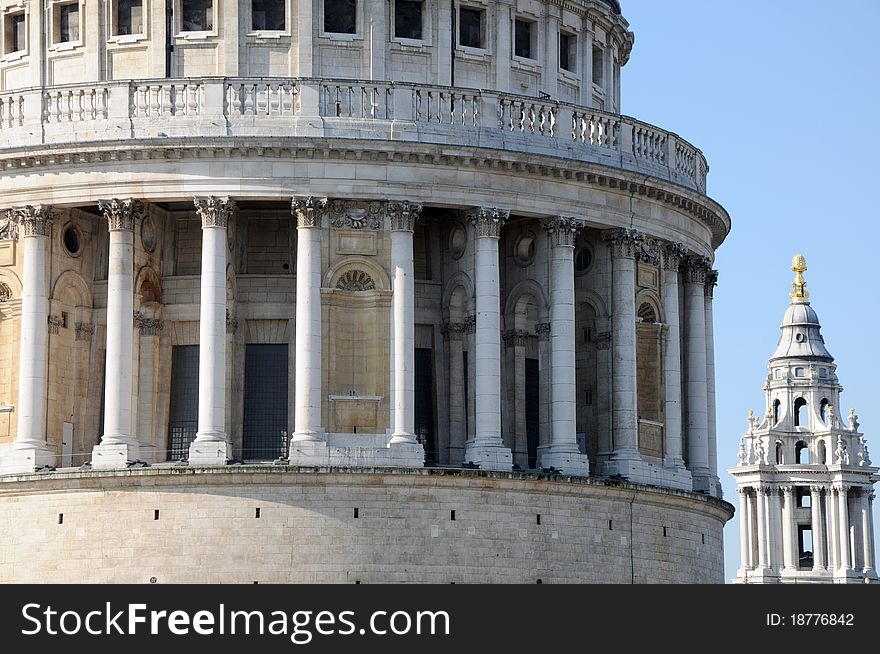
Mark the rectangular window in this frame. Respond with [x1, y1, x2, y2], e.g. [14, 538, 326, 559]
[592, 46, 604, 85]
[58, 3, 80, 43]
[181, 0, 213, 32]
[414, 348, 435, 463]
[514, 19, 534, 59]
[166, 345, 199, 461]
[324, 0, 357, 34]
[560, 32, 576, 72]
[394, 0, 423, 40]
[458, 7, 483, 49]
[115, 0, 144, 36]
[242, 344, 289, 460]
[252, 0, 285, 31]
[525, 358, 539, 469]
[5, 13, 26, 54]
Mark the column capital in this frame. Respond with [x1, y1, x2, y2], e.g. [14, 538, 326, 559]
[388, 201, 423, 232]
[736, 486, 751, 496]
[601, 227, 644, 259]
[535, 322, 552, 341]
[780, 483, 795, 495]
[594, 331, 612, 350]
[502, 329, 530, 346]
[291, 196, 328, 228]
[194, 196, 235, 229]
[467, 207, 509, 238]
[98, 199, 142, 232]
[442, 321, 469, 341]
[662, 241, 687, 271]
[134, 312, 163, 336]
[682, 254, 712, 285]
[542, 216, 581, 247]
[833, 482, 852, 493]
[705, 269, 719, 298]
[74, 322, 94, 342]
[810, 484, 826, 494]
[7, 205, 54, 238]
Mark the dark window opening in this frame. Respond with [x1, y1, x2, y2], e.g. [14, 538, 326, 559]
[559, 32, 575, 72]
[592, 46, 604, 85]
[459, 8, 483, 48]
[797, 526, 813, 570]
[796, 486, 810, 508]
[637, 302, 657, 323]
[58, 513, 64, 524]
[463, 350, 470, 435]
[324, 0, 357, 34]
[525, 357, 540, 469]
[243, 344, 289, 460]
[252, 0, 285, 31]
[775, 441, 783, 465]
[415, 347, 436, 464]
[575, 247, 592, 272]
[817, 440, 827, 465]
[353, 508, 359, 519]
[820, 398, 829, 422]
[154, 509, 160, 520]
[794, 397, 807, 427]
[394, 0, 422, 40]
[115, 0, 143, 36]
[772, 398, 781, 425]
[450, 510, 455, 521]
[167, 345, 199, 461]
[795, 440, 809, 465]
[181, 0, 213, 32]
[58, 3, 80, 43]
[8, 13, 26, 53]
[514, 19, 533, 59]
[63, 226, 80, 255]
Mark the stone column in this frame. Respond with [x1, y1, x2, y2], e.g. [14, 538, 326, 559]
[810, 485, 826, 572]
[683, 255, 711, 492]
[737, 487, 751, 576]
[745, 488, 756, 568]
[388, 202, 422, 445]
[366, 0, 387, 79]
[601, 229, 641, 478]
[836, 484, 851, 572]
[442, 321, 467, 463]
[291, 197, 326, 443]
[826, 486, 838, 570]
[2, 207, 54, 473]
[781, 485, 797, 571]
[464, 208, 512, 469]
[135, 314, 163, 464]
[705, 269, 719, 495]
[502, 329, 528, 468]
[542, 217, 588, 475]
[544, 11, 559, 98]
[296, 0, 314, 77]
[494, 2, 512, 89]
[864, 491, 877, 577]
[188, 197, 234, 465]
[662, 242, 686, 470]
[768, 486, 783, 572]
[92, 199, 140, 469]
[755, 485, 770, 572]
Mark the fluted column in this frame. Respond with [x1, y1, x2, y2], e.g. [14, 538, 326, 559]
[290, 198, 326, 443]
[464, 208, 512, 470]
[541, 217, 588, 475]
[745, 488, 756, 569]
[601, 229, 641, 476]
[810, 485, 826, 572]
[188, 197, 234, 465]
[389, 202, 421, 445]
[2, 207, 54, 473]
[755, 485, 770, 572]
[864, 491, 877, 577]
[683, 255, 711, 492]
[705, 269, 719, 495]
[768, 485, 783, 572]
[737, 487, 751, 576]
[443, 322, 467, 463]
[781, 485, 797, 571]
[92, 199, 140, 469]
[826, 486, 839, 570]
[836, 484, 851, 572]
[662, 242, 686, 470]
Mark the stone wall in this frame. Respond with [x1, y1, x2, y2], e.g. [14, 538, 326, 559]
[0, 467, 733, 583]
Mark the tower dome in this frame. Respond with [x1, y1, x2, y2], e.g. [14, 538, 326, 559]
[770, 255, 833, 362]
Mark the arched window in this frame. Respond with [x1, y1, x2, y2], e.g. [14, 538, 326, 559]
[817, 440, 827, 465]
[772, 399, 781, 425]
[819, 398, 829, 423]
[794, 397, 807, 427]
[795, 440, 809, 464]
[775, 441, 784, 464]
[637, 302, 657, 323]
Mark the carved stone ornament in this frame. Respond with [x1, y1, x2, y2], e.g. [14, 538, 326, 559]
[502, 329, 530, 347]
[0, 282, 11, 303]
[467, 207, 510, 238]
[8, 205, 54, 238]
[74, 322, 94, 342]
[47, 315, 64, 335]
[683, 255, 712, 285]
[291, 196, 329, 228]
[226, 308, 239, 334]
[542, 216, 581, 248]
[636, 236, 662, 267]
[442, 321, 470, 341]
[663, 241, 687, 271]
[705, 269, 719, 298]
[535, 322, 552, 341]
[336, 270, 376, 292]
[388, 201, 423, 232]
[98, 199, 142, 232]
[194, 196, 235, 229]
[593, 331, 612, 350]
[601, 228, 644, 259]
[329, 199, 385, 230]
[0, 213, 18, 241]
[134, 312, 163, 336]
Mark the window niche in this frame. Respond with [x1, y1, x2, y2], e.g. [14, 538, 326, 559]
[113, 0, 145, 37]
[394, 0, 423, 41]
[458, 6, 485, 50]
[3, 11, 27, 55]
[592, 45, 604, 86]
[323, 0, 357, 35]
[559, 31, 576, 73]
[252, 0, 286, 32]
[514, 18, 536, 60]
[180, 0, 214, 33]
[51, 1, 81, 46]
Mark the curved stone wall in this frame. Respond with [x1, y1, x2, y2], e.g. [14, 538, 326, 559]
[0, 467, 734, 583]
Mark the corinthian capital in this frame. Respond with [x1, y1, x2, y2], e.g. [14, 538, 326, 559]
[705, 269, 719, 298]
[8, 205, 54, 238]
[388, 201, 423, 232]
[663, 241, 687, 271]
[542, 216, 581, 247]
[291, 196, 328, 228]
[467, 207, 509, 238]
[99, 198, 142, 232]
[683, 255, 712, 285]
[194, 196, 235, 229]
[601, 228, 644, 259]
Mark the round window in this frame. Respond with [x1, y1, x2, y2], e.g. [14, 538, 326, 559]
[575, 246, 593, 273]
[62, 225, 81, 256]
[795, 333, 805, 343]
[449, 223, 467, 260]
[513, 233, 536, 267]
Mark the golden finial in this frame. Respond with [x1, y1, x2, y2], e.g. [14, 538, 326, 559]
[790, 253, 809, 302]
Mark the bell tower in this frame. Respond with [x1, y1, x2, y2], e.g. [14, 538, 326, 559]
[730, 255, 878, 583]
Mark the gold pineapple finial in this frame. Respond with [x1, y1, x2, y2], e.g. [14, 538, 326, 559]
[790, 253, 809, 302]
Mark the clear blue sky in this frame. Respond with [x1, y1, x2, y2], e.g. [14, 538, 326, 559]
[620, 0, 879, 581]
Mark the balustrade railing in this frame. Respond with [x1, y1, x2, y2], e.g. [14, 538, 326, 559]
[0, 78, 709, 192]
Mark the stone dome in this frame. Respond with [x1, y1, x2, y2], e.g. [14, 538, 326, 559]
[770, 301, 834, 362]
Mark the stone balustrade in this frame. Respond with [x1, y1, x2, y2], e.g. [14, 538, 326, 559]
[0, 77, 708, 193]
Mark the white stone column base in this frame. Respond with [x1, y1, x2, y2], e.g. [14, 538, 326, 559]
[91, 443, 140, 470]
[0, 446, 56, 474]
[732, 567, 779, 584]
[188, 440, 232, 466]
[287, 437, 425, 468]
[606, 457, 694, 491]
[541, 448, 590, 476]
[690, 471, 713, 494]
[464, 441, 512, 471]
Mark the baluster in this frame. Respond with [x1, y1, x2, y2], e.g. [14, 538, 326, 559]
[243, 84, 253, 116]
